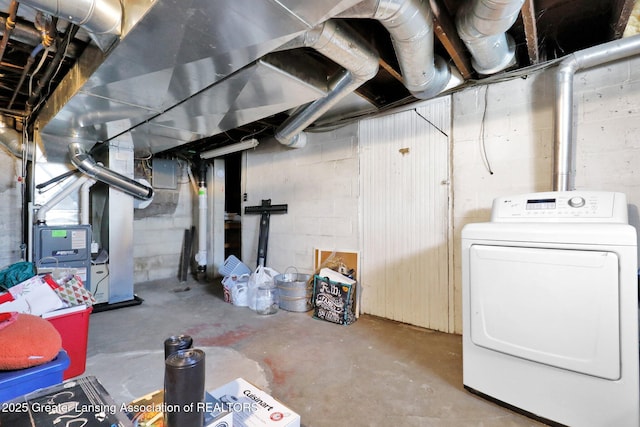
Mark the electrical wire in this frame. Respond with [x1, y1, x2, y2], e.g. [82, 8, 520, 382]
[479, 85, 494, 175]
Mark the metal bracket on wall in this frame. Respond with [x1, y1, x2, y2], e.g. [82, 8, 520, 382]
[244, 199, 288, 267]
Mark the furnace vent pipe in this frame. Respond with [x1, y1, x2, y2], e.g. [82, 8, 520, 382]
[69, 142, 154, 200]
[274, 20, 379, 147]
[36, 174, 96, 223]
[456, 0, 525, 74]
[554, 34, 640, 191]
[195, 162, 208, 275]
[337, 0, 451, 99]
[19, 0, 121, 35]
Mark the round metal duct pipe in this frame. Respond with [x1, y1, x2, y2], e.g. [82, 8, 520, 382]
[455, 0, 525, 75]
[553, 34, 640, 191]
[0, 119, 33, 158]
[68, 142, 153, 200]
[19, 0, 121, 35]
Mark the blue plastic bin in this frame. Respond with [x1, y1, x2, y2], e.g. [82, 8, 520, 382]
[0, 350, 69, 402]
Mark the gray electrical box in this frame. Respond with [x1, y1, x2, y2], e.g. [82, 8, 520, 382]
[33, 225, 92, 291]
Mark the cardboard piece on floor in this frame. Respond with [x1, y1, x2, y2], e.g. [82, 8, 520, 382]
[208, 377, 300, 427]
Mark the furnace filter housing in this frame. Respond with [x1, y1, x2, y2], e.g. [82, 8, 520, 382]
[164, 348, 205, 427]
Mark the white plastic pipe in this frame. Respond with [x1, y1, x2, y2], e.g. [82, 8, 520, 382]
[80, 178, 95, 224]
[36, 174, 96, 223]
[195, 184, 208, 269]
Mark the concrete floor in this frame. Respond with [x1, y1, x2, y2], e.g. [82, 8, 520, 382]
[84, 276, 546, 427]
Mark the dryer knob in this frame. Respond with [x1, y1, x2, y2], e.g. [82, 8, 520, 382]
[568, 196, 585, 208]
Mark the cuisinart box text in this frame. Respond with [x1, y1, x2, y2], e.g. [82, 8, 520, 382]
[208, 378, 300, 427]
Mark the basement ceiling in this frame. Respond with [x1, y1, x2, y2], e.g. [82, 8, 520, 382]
[0, 0, 638, 162]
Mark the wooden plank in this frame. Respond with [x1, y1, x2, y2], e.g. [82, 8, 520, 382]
[521, 0, 541, 64]
[611, 0, 637, 39]
[429, 0, 474, 79]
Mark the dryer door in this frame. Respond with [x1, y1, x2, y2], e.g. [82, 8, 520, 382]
[469, 245, 620, 380]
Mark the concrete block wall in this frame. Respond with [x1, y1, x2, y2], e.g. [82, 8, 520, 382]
[133, 164, 194, 282]
[242, 123, 360, 275]
[451, 55, 640, 334]
[573, 56, 640, 229]
[0, 152, 23, 267]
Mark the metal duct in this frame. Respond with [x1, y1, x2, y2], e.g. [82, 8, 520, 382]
[19, 0, 121, 35]
[553, 34, 640, 191]
[338, 0, 451, 99]
[0, 121, 33, 158]
[68, 142, 153, 200]
[274, 19, 379, 147]
[456, 0, 525, 74]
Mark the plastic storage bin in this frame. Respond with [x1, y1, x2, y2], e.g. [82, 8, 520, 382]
[44, 305, 92, 379]
[219, 255, 251, 277]
[0, 350, 69, 402]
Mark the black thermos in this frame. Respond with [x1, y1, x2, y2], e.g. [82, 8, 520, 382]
[164, 335, 193, 359]
[164, 348, 205, 427]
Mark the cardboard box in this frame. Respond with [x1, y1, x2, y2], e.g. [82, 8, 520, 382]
[208, 378, 300, 427]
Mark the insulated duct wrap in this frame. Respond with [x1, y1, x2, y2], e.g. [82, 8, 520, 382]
[0, 124, 33, 158]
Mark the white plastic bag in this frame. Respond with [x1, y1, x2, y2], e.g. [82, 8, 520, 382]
[247, 266, 279, 311]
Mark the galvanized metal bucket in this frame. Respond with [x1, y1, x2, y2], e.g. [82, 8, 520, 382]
[274, 267, 313, 312]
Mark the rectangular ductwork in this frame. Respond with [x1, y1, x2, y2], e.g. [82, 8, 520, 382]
[35, 0, 365, 162]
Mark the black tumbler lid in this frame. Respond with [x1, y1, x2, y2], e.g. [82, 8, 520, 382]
[165, 348, 205, 368]
[165, 334, 192, 345]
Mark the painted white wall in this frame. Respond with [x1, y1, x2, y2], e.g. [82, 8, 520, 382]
[133, 164, 194, 283]
[451, 69, 555, 333]
[451, 55, 640, 334]
[359, 101, 451, 332]
[241, 124, 360, 276]
[572, 56, 640, 234]
[0, 152, 24, 267]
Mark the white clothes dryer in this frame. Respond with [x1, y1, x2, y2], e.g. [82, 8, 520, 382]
[462, 191, 639, 427]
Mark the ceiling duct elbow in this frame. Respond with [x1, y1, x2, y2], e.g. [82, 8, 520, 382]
[20, 0, 122, 35]
[275, 20, 379, 147]
[0, 124, 34, 159]
[68, 142, 153, 200]
[455, 0, 525, 75]
[338, 0, 451, 99]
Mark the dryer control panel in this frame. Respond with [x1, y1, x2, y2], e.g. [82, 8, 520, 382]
[491, 191, 628, 223]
